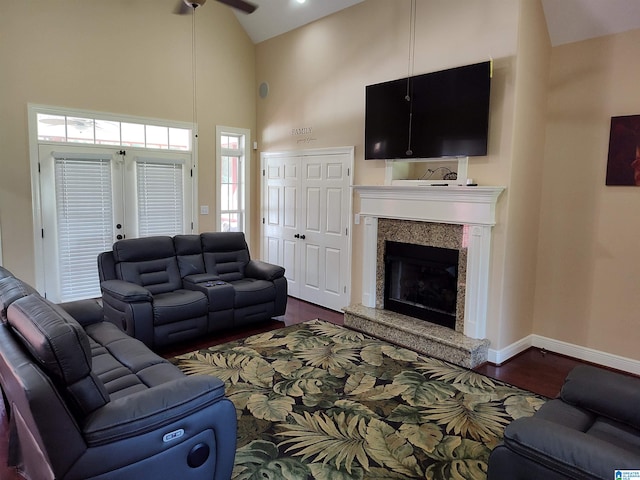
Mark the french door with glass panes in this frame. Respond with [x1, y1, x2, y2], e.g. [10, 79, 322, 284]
[38, 144, 194, 303]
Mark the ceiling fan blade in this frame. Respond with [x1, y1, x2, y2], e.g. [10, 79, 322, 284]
[216, 0, 257, 14]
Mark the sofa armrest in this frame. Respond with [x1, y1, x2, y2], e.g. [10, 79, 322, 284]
[561, 365, 640, 430]
[100, 280, 152, 303]
[245, 260, 285, 281]
[83, 375, 227, 446]
[183, 273, 220, 285]
[504, 416, 640, 479]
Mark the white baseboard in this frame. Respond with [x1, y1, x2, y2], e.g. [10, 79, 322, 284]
[488, 334, 640, 376]
[488, 335, 532, 365]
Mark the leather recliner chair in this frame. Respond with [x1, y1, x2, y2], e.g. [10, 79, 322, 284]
[488, 364, 640, 480]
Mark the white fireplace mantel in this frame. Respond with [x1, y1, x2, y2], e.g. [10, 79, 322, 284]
[354, 184, 505, 340]
[354, 185, 505, 226]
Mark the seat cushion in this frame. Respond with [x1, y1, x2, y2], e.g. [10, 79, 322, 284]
[232, 279, 276, 308]
[587, 418, 640, 454]
[535, 399, 595, 431]
[152, 289, 209, 326]
[86, 321, 185, 401]
[532, 399, 640, 453]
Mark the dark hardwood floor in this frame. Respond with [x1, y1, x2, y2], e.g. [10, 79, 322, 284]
[0, 298, 589, 479]
[474, 347, 583, 398]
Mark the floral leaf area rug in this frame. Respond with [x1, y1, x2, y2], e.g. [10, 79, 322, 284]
[172, 319, 545, 480]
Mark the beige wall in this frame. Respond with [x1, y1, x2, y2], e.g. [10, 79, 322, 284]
[534, 29, 640, 360]
[0, 0, 256, 283]
[256, 0, 521, 349]
[488, 0, 550, 349]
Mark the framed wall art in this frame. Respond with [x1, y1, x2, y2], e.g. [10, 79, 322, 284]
[606, 114, 640, 186]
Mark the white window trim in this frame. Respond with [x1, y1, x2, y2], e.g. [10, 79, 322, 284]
[28, 104, 198, 294]
[215, 125, 251, 243]
[31, 104, 194, 150]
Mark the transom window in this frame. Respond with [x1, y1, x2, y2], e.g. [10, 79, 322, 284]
[36, 113, 192, 151]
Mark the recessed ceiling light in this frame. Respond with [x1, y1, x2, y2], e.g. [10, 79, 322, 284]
[296, 0, 306, 4]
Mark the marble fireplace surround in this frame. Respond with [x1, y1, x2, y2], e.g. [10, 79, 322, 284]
[375, 220, 467, 331]
[345, 185, 504, 368]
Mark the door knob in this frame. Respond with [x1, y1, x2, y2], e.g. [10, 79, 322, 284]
[300, 235, 306, 240]
[294, 234, 300, 238]
[116, 235, 123, 240]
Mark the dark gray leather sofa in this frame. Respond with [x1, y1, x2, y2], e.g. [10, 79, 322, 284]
[0, 266, 237, 480]
[488, 364, 640, 480]
[98, 232, 287, 349]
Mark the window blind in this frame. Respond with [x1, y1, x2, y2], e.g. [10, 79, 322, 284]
[54, 157, 113, 302]
[136, 159, 184, 236]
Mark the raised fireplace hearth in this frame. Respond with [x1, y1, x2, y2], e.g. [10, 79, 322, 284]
[345, 184, 504, 368]
[344, 304, 490, 369]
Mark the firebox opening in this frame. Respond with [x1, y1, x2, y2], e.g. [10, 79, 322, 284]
[384, 241, 458, 329]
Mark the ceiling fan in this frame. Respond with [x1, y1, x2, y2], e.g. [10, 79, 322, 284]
[175, 0, 258, 15]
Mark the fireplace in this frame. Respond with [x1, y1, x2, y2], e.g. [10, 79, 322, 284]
[384, 241, 459, 329]
[375, 219, 467, 332]
[344, 184, 504, 368]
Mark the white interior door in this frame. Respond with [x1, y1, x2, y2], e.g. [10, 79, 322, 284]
[262, 154, 302, 298]
[262, 147, 353, 312]
[298, 154, 351, 310]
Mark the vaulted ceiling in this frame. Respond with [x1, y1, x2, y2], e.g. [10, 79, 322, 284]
[231, 0, 640, 46]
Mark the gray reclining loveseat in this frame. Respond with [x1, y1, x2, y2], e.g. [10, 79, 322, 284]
[488, 364, 640, 479]
[0, 266, 236, 480]
[98, 232, 287, 349]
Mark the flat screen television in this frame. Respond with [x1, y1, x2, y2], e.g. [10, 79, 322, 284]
[365, 61, 491, 160]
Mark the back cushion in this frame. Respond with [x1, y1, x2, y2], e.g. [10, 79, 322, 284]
[116, 259, 182, 295]
[7, 295, 109, 416]
[112, 236, 176, 262]
[201, 232, 249, 282]
[112, 236, 181, 294]
[174, 234, 205, 277]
